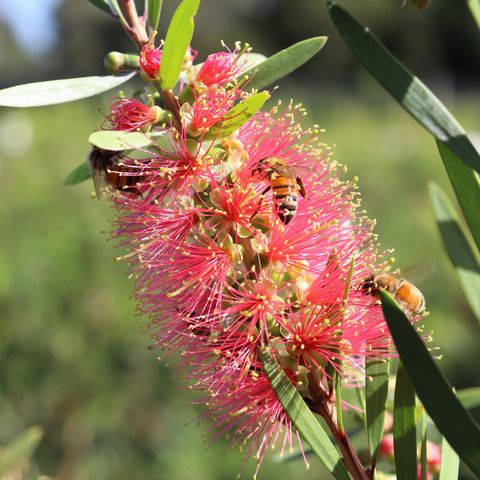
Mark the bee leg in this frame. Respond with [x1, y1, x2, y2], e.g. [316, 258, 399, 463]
[250, 185, 271, 223]
[296, 177, 306, 198]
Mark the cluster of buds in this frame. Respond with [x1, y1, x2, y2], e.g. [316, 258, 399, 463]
[95, 32, 423, 475]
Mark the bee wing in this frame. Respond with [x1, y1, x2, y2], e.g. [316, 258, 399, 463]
[91, 166, 110, 199]
[400, 263, 436, 285]
[88, 147, 112, 199]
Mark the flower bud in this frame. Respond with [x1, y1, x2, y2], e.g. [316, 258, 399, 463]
[104, 51, 140, 74]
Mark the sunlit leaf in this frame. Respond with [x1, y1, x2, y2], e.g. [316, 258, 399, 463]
[206, 91, 270, 139]
[89, 130, 153, 151]
[436, 139, 480, 252]
[147, 0, 163, 32]
[328, 2, 480, 176]
[439, 437, 459, 480]
[366, 358, 390, 469]
[260, 349, 350, 480]
[87, 0, 113, 15]
[428, 182, 480, 321]
[467, 0, 480, 29]
[381, 290, 480, 477]
[0, 73, 136, 107]
[64, 161, 92, 185]
[457, 387, 480, 410]
[160, 0, 201, 90]
[393, 363, 417, 480]
[240, 37, 328, 91]
[0, 426, 43, 477]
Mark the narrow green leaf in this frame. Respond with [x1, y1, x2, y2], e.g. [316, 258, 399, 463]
[240, 53, 268, 73]
[457, 387, 480, 410]
[381, 290, 480, 477]
[87, 0, 113, 15]
[0, 426, 43, 477]
[393, 363, 417, 480]
[420, 411, 427, 480]
[259, 350, 351, 480]
[88, 130, 153, 151]
[436, 139, 480, 252]
[239, 37, 328, 91]
[327, 2, 480, 176]
[159, 0, 201, 90]
[428, 182, 480, 321]
[64, 161, 92, 185]
[0, 73, 136, 107]
[147, 0, 163, 33]
[439, 437, 459, 480]
[206, 91, 270, 139]
[366, 358, 390, 468]
[467, 0, 480, 29]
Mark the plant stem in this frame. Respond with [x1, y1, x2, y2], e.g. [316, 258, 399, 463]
[118, 0, 149, 49]
[308, 371, 369, 480]
[160, 89, 182, 132]
[313, 401, 370, 480]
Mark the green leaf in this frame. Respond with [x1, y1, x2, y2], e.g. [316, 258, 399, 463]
[327, 2, 480, 176]
[206, 91, 270, 139]
[428, 182, 480, 321]
[393, 363, 417, 480]
[0, 426, 43, 477]
[88, 0, 113, 15]
[467, 0, 480, 29]
[239, 37, 328, 91]
[259, 349, 351, 480]
[439, 437, 459, 480]
[159, 0, 201, 90]
[419, 411, 427, 480]
[436, 139, 480, 252]
[64, 161, 92, 185]
[0, 73, 136, 108]
[457, 387, 480, 410]
[88, 130, 153, 151]
[366, 358, 390, 469]
[147, 0, 163, 33]
[381, 290, 480, 477]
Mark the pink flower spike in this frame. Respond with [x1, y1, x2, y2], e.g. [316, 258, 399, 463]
[107, 98, 160, 132]
[186, 87, 239, 136]
[140, 43, 162, 79]
[196, 49, 244, 87]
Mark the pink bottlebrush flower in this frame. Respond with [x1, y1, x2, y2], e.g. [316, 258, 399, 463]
[379, 433, 395, 458]
[107, 97, 160, 131]
[111, 98, 418, 473]
[185, 86, 240, 136]
[140, 43, 162, 79]
[196, 48, 245, 87]
[426, 441, 442, 473]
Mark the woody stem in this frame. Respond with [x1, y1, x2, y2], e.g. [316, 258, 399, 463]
[118, 0, 149, 49]
[308, 371, 369, 480]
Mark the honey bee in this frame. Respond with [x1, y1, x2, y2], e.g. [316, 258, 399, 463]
[255, 157, 306, 224]
[362, 273, 425, 317]
[88, 146, 143, 197]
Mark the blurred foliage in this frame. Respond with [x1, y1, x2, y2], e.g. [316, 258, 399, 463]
[0, 1, 479, 479]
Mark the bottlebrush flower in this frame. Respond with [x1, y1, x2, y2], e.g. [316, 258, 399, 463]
[195, 44, 246, 87]
[107, 98, 161, 132]
[140, 43, 162, 79]
[109, 86, 419, 474]
[183, 86, 240, 136]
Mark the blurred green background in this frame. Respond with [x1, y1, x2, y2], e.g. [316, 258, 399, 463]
[0, 1, 479, 479]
